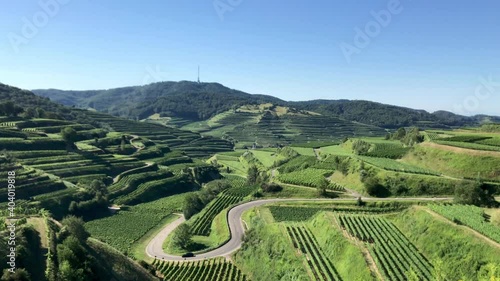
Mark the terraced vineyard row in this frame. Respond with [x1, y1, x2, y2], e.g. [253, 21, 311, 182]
[428, 204, 500, 243]
[327, 182, 345, 191]
[338, 215, 433, 281]
[219, 175, 257, 197]
[425, 132, 440, 141]
[0, 164, 66, 202]
[108, 168, 168, 197]
[113, 174, 190, 205]
[270, 206, 404, 222]
[434, 140, 500, 152]
[356, 156, 440, 176]
[476, 137, 500, 147]
[277, 168, 333, 188]
[286, 225, 342, 281]
[190, 194, 242, 236]
[364, 143, 410, 159]
[153, 259, 248, 281]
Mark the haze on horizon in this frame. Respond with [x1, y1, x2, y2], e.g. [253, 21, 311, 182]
[1, 0, 499, 116]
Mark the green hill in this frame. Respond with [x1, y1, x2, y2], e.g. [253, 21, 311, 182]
[32, 81, 500, 129]
[181, 104, 386, 147]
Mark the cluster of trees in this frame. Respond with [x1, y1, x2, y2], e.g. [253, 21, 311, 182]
[386, 127, 424, 146]
[331, 156, 350, 175]
[0, 215, 95, 281]
[183, 180, 231, 220]
[362, 174, 388, 197]
[0, 101, 23, 117]
[0, 222, 40, 281]
[0, 83, 71, 120]
[247, 165, 285, 195]
[352, 140, 371, 155]
[292, 100, 490, 128]
[171, 224, 192, 250]
[54, 216, 97, 281]
[69, 180, 109, 220]
[247, 165, 269, 186]
[454, 180, 498, 207]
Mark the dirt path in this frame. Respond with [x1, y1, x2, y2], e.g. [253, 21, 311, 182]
[112, 162, 154, 184]
[419, 206, 500, 249]
[422, 142, 500, 157]
[271, 168, 277, 180]
[313, 148, 321, 160]
[49, 217, 62, 228]
[129, 134, 145, 152]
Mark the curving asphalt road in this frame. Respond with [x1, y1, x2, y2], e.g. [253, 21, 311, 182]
[146, 197, 452, 262]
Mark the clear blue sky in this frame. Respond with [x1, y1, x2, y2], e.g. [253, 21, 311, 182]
[1, 0, 499, 115]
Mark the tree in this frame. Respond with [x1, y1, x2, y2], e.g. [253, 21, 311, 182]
[392, 127, 407, 140]
[23, 107, 37, 119]
[89, 180, 107, 197]
[247, 165, 259, 185]
[317, 177, 330, 197]
[364, 176, 385, 197]
[120, 135, 126, 151]
[352, 140, 371, 155]
[35, 108, 45, 118]
[61, 127, 78, 146]
[0, 101, 23, 117]
[61, 216, 90, 243]
[183, 194, 204, 220]
[257, 171, 269, 184]
[261, 183, 282, 193]
[454, 180, 496, 207]
[402, 127, 423, 146]
[172, 224, 192, 250]
[356, 197, 365, 206]
[1, 269, 31, 281]
[58, 260, 86, 281]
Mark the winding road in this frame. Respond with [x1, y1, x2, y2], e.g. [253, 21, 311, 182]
[145, 197, 452, 262]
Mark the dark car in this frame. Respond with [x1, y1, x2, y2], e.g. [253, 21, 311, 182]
[182, 252, 195, 258]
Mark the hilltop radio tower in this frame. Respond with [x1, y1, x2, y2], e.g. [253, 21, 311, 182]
[197, 65, 201, 83]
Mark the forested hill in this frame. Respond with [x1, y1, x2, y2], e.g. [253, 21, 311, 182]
[34, 81, 283, 121]
[0, 83, 83, 120]
[290, 100, 500, 128]
[30, 81, 500, 129]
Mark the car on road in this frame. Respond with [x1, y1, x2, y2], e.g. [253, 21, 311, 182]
[182, 252, 195, 258]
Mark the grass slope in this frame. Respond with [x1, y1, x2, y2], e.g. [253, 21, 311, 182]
[308, 212, 376, 281]
[87, 239, 158, 281]
[389, 207, 500, 281]
[402, 144, 500, 181]
[233, 208, 310, 281]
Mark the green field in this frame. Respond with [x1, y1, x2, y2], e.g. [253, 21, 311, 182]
[85, 193, 189, 255]
[153, 258, 248, 281]
[277, 168, 333, 188]
[402, 144, 500, 181]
